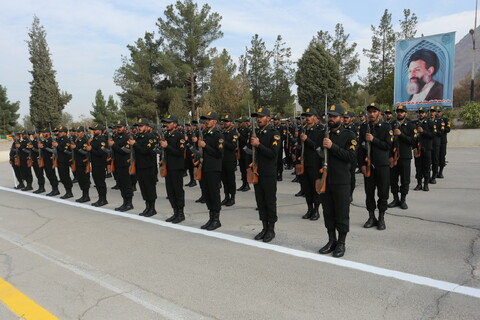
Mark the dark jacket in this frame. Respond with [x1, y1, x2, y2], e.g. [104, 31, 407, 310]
[164, 129, 185, 171]
[202, 128, 223, 173]
[133, 132, 157, 169]
[358, 120, 393, 168]
[255, 125, 280, 177]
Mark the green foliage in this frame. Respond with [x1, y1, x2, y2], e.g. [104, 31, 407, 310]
[398, 9, 418, 40]
[157, 0, 223, 114]
[0, 85, 20, 134]
[90, 89, 121, 124]
[270, 35, 295, 116]
[27, 15, 71, 128]
[460, 101, 480, 128]
[243, 34, 272, 107]
[374, 72, 394, 105]
[295, 40, 340, 109]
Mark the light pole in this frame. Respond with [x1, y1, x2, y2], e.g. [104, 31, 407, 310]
[470, 0, 478, 101]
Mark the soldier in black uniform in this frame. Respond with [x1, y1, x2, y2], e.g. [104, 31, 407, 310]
[220, 114, 237, 207]
[299, 108, 323, 220]
[129, 118, 158, 217]
[88, 124, 108, 207]
[413, 107, 435, 191]
[436, 106, 450, 178]
[184, 123, 196, 187]
[161, 115, 187, 223]
[37, 128, 60, 196]
[273, 117, 287, 181]
[191, 120, 207, 203]
[343, 111, 358, 202]
[318, 104, 356, 258]
[429, 106, 441, 184]
[358, 103, 393, 230]
[10, 133, 25, 189]
[236, 116, 251, 192]
[30, 130, 46, 194]
[52, 126, 74, 199]
[71, 126, 91, 203]
[387, 105, 416, 209]
[16, 130, 34, 191]
[250, 107, 280, 243]
[192, 112, 224, 231]
[108, 120, 134, 211]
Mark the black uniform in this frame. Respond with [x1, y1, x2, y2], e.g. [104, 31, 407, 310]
[111, 132, 134, 204]
[55, 133, 74, 197]
[31, 136, 46, 193]
[18, 135, 34, 190]
[132, 131, 158, 205]
[10, 140, 24, 188]
[73, 135, 91, 201]
[275, 123, 288, 180]
[41, 135, 60, 195]
[221, 127, 237, 205]
[343, 122, 358, 200]
[413, 118, 434, 190]
[430, 117, 442, 183]
[163, 129, 186, 215]
[358, 119, 393, 228]
[437, 115, 450, 177]
[90, 133, 108, 205]
[201, 127, 224, 215]
[389, 119, 415, 206]
[237, 124, 251, 190]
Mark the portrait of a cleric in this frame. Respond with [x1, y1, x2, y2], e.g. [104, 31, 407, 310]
[407, 49, 443, 102]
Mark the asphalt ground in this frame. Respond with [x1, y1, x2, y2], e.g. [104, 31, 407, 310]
[0, 144, 478, 319]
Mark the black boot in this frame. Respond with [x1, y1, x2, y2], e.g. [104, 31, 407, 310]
[143, 201, 157, 217]
[332, 232, 346, 258]
[237, 183, 246, 191]
[363, 211, 378, 228]
[166, 208, 178, 222]
[263, 222, 275, 243]
[140, 201, 151, 216]
[172, 208, 185, 224]
[92, 195, 108, 207]
[225, 194, 235, 207]
[206, 212, 221, 231]
[295, 189, 305, 197]
[117, 197, 133, 212]
[437, 167, 444, 179]
[254, 220, 268, 240]
[413, 180, 423, 191]
[310, 203, 320, 221]
[423, 182, 429, 192]
[277, 174, 282, 181]
[60, 189, 73, 199]
[302, 203, 313, 219]
[111, 184, 119, 190]
[377, 212, 386, 230]
[195, 195, 206, 203]
[387, 194, 400, 208]
[319, 230, 337, 254]
[429, 177, 436, 184]
[201, 212, 214, 229]
[46, 186, 60, 196]
[115, 198, 127, 211]
[242, 184, 250, 191]
[221, 194, 230, 206]
[21, 183, 33, 191]
[33, 185, 45, 194]
[76, 189, 90, 203]
[15, 183, 25, 190]
[399, 194, 408, 210]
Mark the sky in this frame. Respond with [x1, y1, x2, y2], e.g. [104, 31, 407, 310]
[0, 0, 476, 121]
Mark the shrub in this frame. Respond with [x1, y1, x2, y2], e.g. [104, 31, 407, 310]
[459, 101, 480, 128]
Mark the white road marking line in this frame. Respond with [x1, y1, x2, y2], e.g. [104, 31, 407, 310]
[1, 186, 479, 300]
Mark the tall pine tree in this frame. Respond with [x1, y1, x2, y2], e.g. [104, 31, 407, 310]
[0, 85, 20, 134]
[244, 34, 272, 107]
[271, 35, 295, 116]
[27, 15, 71, 128]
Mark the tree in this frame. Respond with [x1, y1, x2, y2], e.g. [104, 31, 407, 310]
[460, 101, 480, 128]
[114, 32, 163, 121]
[398, 9, 418, 40]
[363, 9, 396, 94]
[27, 15, 71, 128]
[295, 40, 340, 109]
[106, 95, 120, 122]
[157, 0, 223, 115]
[0, 85, 20, 134]
[315, 24, 360, 103]
[244, 34, 272, 107]
[270, 35, 295, 116]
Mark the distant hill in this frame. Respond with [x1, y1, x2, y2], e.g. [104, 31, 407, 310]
[454, 26, 480, 88]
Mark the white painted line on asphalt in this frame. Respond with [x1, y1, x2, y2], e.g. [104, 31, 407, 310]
[1, 186, 479, 300]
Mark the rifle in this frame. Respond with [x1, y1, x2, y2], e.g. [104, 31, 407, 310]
[49, 123, 58, 169]
[316, 96, 329, 194]
[14, 134, 21, 167]
[413, 119, 423, 158]
[105, 119, 115, 173]
[34, 127, 45, 168]
[295, 115, 305, 175]
[69, 128, 77, 172]
[193, 110, 203, 181]
[365, 119, 372, 178]
[25, 127, 33, 168]
[126, 119, 136, 175]
[391, 120, 400, 166]
[156, 111, 167, 177]
[246, 102, 259, 184]
[84, 125, 92, 174]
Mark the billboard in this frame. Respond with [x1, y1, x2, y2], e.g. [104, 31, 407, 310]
[394, 32, 455, 110]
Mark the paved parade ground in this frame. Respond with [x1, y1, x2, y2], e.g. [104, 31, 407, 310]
[0, 142, 479, 319]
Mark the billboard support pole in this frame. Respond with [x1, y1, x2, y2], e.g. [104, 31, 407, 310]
[470, 0, 478, 102]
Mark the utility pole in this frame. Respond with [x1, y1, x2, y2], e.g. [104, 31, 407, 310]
[470, 0, 478, 101]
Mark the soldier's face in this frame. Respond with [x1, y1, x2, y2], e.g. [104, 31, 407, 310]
[206, 119, 217, 129]
[367, 109, 380, 122]
[430, 111, 436, 119]
[343, 117, 352, 125]
[328, 115, 343, 128]
[117, 126, 125, 134]
[396, 110, 406, 120]
[305, 115, 316, 125]
[138, 125, 147, 133]
[419, 111, 426, 120]
[257, 116, 269, 128]
[386, 114, 393, 120]
[77, 131, 85, 138]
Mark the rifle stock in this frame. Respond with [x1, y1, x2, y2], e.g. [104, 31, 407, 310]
[365, 122, 372, 177]
[316, 96, 328, 194]
[246, 102, 259, 184]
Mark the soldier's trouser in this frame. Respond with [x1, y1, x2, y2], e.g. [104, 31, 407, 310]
[201, 171, 221, 213]
[350, 157, 357, 196]
[390, 158, 411, 195]
[115, 166, 133, 199]
[32, 160, 45, 187]
[414, 151, 431, 182]
[303, 166, 320, 206]
[239, 152, 248, 184]
[92, 165, 106, 197]
[364, 165, 389, 213]
[20, 157, 33, 184]
[12, 164, 23, 184]
[57, 162, 72, 190]
[137, 167, 157, 202]
[277, 147, 284, 175]
[322, 184, 350, 233]
[75, 164, 91, 191]
[166, 169, 185, 209]
[439, 143, 447, 168]
[254, 175, 278, 223]
[43, 157, 59, 188]
[221, 160, 236, 196]
[431, 145, 440, 176]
